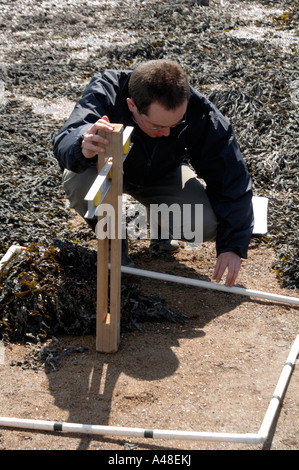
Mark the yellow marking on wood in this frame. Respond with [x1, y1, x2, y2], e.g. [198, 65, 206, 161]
[94, 189, 101, 207]
[123, 139, 130, 155]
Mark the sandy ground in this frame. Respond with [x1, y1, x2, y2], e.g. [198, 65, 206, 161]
[1, 232, 298, 451]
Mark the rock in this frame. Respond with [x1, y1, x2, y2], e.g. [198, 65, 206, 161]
[196, 0, 209, 5]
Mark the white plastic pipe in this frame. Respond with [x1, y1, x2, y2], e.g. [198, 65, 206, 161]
[119, 265, 299, 306]
[0, 245, 27, 272]
[0, 335, 298, 444]
[0, 417, 263, 443]
[258, 334, 299, 440]
[2, 246, 298, 306]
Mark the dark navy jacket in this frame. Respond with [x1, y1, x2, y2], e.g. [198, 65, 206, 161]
[53, 69, 254, 258]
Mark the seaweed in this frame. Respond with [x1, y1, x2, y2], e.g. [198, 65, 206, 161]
[0, 0, 298, 344]
[0, 242, 186, 343]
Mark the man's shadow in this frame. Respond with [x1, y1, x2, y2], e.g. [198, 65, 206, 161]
[45, 240, 246, 450]
[46, 323, 205, 449]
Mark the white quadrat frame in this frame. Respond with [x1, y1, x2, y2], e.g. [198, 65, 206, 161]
[0, 125, 298, 445]
[0, 335, 298, 444]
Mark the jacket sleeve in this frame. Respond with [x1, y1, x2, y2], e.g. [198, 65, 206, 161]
[187, 93, 254, 259]
[53, 70, 125, 173]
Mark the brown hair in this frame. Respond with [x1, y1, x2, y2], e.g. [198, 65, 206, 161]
[128, 59, 190, 115]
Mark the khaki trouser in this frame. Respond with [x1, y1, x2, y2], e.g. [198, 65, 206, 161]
[62, 163, 217, 243]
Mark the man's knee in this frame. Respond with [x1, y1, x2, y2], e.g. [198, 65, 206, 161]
[62, 167, 98, 219]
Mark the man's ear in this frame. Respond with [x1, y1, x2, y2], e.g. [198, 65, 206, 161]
[126, 97, 135, 112]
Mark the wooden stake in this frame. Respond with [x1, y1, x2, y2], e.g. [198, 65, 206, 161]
[96, 124, 123, 353]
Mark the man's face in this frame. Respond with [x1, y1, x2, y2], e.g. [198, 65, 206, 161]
[127, 98, 187, 138]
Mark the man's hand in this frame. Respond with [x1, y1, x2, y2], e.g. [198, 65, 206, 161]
[81, 116, 114, 159]
[212, 251, 241, 287]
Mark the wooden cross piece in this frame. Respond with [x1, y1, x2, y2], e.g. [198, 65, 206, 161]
[85, 124, 134, 352]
